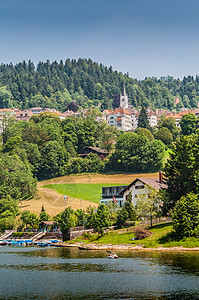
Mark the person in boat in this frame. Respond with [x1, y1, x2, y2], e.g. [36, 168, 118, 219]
[106, 250, 118, 258]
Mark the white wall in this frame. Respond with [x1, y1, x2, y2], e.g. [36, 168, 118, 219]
[123, 180, 150, 205]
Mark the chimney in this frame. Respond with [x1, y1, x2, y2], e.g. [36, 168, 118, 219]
[159, 171, 163, 183]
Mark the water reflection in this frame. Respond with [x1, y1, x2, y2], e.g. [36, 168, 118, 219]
[1, 247, 199, 299]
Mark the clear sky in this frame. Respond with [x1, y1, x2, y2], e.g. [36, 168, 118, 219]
[0, 0, 199, 79]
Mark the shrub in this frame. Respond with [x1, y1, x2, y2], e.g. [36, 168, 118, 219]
[133, 227, 152, 240]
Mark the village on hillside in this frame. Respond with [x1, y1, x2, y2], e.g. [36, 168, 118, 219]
[0, 85, 199, 133]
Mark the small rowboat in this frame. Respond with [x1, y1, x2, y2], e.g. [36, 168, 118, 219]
[107, 254, 118, 259]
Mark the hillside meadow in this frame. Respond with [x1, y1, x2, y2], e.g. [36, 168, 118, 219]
[19, 172, 158, 216]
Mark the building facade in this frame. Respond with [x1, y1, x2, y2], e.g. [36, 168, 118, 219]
[100, 174, 166, 207]
[100, 185, 127, 207]
[107, 108, 132, 131]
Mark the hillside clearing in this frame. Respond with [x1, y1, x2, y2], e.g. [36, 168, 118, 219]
[19, 172, 158, 217]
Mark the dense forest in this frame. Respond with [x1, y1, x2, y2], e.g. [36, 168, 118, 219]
[0, 58, 199, 111]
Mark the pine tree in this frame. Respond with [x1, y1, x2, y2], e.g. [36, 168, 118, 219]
[39, 205, 50, 222]
[138, 106, 150, 129]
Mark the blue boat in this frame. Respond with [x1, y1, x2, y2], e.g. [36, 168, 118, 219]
[37, 242, 50, 247]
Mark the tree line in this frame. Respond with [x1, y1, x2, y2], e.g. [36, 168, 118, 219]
[0, 59, 199, 111]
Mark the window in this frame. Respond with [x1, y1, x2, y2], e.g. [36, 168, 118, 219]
[135, 185, 145, 189]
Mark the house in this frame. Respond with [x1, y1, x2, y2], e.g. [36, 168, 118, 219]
[126, 106, 138, 130]
[39, 221, 57, 232]
[135, 108, 158, 128]
[15, 110, 33, 121]
[53, 110, 67, 120]
[0, 109, 16, 133]
[100, 185, 127, 207]
[146, 108, 158, 127]
[63, 110, 75, 117]
[165, 112, 182, 128]
[79, 146, 109, 160]
[107, 108, 132, 131]
[121, 175, 166, 206]
[29, 107, 43, 115]
[100, 173, 166, 207]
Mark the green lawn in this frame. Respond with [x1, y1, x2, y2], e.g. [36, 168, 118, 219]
[95, 222, 174, 247]
[74, 221, 199, 248]
[41, 183, 121, 204]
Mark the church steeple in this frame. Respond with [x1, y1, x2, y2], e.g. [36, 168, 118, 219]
[120, 84, 128, 109]
[123, 83, 126, 96]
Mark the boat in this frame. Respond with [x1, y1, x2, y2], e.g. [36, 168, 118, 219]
[0, 241, 7, 246]
[9, 240, 27, 246]
[37, 241, 50, 247]
[106, 250, 118, 259]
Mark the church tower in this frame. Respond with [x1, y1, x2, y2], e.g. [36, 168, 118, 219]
[120, 84, 128, 109]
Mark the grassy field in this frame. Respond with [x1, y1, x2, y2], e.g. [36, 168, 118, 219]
[42, 183, 121, 204]
[74, 221, 199, 248]
[19, 172, 159, 216]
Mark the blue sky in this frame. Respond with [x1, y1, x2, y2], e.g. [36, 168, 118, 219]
[0, 0, 199, 79]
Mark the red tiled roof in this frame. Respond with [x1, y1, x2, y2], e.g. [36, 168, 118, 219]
[109, 108, 131, 116]
[103, 109, 113, 114]
[166, 113, 182, 119]
[0, 108, 14, 112]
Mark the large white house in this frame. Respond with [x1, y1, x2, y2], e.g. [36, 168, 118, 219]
[100, 173, 166, 207]
[121, 177, 166, 205]
[107, 107, 132, 131]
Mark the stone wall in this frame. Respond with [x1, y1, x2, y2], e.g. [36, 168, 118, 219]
[66, 226, 94, 240]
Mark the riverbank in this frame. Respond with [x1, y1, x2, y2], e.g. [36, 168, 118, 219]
[55, 242, 199, 252]
[59, 221, 199, 250]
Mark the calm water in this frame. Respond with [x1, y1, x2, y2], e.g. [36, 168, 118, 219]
[1, 247, 199, 299]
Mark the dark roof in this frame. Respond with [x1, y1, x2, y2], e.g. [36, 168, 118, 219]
[81, 146, 108, 155]
[120, 178, 167, 194]
[40, 221, 55, 226]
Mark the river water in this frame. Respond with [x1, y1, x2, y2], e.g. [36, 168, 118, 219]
[1, 246, 199, 299]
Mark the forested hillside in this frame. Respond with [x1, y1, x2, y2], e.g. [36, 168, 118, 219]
[0, 58, 199, 111]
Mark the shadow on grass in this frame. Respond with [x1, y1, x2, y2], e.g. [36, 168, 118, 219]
[150, 221, 173, 230]
[158, 230, 180, 244]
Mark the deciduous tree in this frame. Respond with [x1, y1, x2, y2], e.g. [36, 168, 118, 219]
[163, 134, 199, 214]
[173, 193, 199, 238]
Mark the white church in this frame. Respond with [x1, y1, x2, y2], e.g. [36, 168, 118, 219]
[107, 85, 157, 131]
[107, 85, 133, 131]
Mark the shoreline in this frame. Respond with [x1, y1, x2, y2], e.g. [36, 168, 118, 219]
[55, 243, 199, 252]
